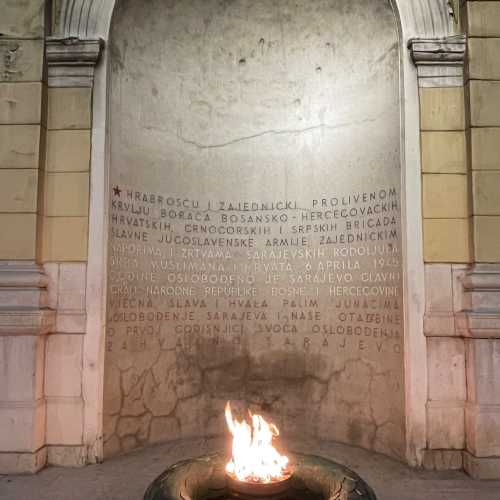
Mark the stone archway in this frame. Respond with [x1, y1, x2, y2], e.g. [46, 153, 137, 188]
[53, 0, 461, 466]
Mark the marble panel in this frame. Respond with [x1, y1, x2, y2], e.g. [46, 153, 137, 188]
[104, 0, 405, 459]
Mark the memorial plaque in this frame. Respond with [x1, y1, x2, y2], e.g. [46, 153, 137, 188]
[104, 0, 405, 460]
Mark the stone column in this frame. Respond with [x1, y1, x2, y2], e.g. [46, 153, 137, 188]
[40, 37, 102, 467]
[457, 0, 500, 480]
[0, 0, 55, 474]
[409, 35, 470, 471]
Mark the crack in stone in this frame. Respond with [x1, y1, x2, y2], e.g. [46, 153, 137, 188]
[176, 115, 383, 150]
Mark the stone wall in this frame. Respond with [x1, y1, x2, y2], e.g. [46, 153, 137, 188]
[0, 0, 51, 474]
[418, 1, 500, 479]
[0, 0, 499, 478]
[104, 0, 406, 460]
[0, 0, 95, 472]
[461, 0, 500, 479]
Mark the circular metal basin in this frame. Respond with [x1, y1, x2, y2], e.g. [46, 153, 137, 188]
[144, 452, 377, 500]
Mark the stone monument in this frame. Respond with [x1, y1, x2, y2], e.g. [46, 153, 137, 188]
[103, 0, 404, 459]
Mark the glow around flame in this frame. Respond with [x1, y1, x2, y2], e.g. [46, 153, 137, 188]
[225, 401, 289, 483]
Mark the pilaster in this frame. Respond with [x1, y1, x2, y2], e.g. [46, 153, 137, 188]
[409, 35, 469, 473]
[39, 36, 102, 468]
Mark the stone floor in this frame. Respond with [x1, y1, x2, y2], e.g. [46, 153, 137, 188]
[1, 438, 500, 500]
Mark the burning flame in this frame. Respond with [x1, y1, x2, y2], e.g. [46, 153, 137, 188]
[225, 401, 290, 483]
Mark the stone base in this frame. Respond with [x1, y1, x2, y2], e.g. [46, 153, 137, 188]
[47, 445, 87, 467]
[422, 449, 463, 471]
[0, 447, 47, 474]
[463, 451, 500, 479]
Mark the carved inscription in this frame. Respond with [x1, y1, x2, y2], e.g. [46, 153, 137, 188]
[104, 0, 404, 460]
[107, 186, 402, 356]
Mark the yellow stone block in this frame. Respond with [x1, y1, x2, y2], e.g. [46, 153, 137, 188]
[473, 171, 500, 215]
[40, 217, 88, 262]
[467, 2, 500, 37]
[0, 40, 44, 82]
[424, 218, 472, 263]
[0, 213, 37, 259]
[47, 88, 91, 130]
[468, 38, 500, 81]
[469, 81, 500, 127]
[0, 125, 40, 168]
[0, 82, 42, 124]
[0, 0, 45, 38]
[421, 132, 466, 173]
[43, 172, 90, 217]
[471, 128, 500, 171]
[420, 87, 465, 131]
[422, 174, 469, 219]
[0, 169, 38, 212]
[46, 130, 91, 172]
[474, 216, 500, 262]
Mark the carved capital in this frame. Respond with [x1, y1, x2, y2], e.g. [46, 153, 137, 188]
[408, 35, 466, 87]
[46, 37, 104, 87]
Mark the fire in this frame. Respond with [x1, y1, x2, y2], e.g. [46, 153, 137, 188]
[225, 401, 290, 484]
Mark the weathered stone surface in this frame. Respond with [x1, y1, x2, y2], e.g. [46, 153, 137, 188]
[471, 128, 500, 171]
[0, 0, 45, 38]
[47, 445, 86, 467]
[149, 416, 180, 444]
[47, 88, 91, 130]
[469, 81, 500, 128]
[466, 339, 500, 406]
[44, 334, 83, 397]
[427, 404, 465, 449]
[423, 218, 472, 263]
[463, 451, 500, 480]
[43, 172, 90, 217]
[0, 125, 40, 168]
[424, 264, 459, 337]
[0, 400, 46, 452]
[420, 87, 465, 131]
[422, 174, 469, 218]
[45, 398, 83, 445]
[0, 169, 38, 212]
[46, 130, 91, 172]
[468, 38, 500, 81]
[474, 216, 500, 262]
[103, 414, 119, 443]
[427, 338, 466, 402]
[473, 171, 500, 215]
[103, 363, 122, 416]
[0, 82, 42, 125]
[103, 435, 121, 458]
[421, 131, 466, 174]
[39, 216, 88, 262]
[103, 0, 405, 460]
[58, 263, 87, 311]
[0, 447, 46, 475]
[117, 414, 152, 440]
[0, 213, 37, 259]
[0, 40, 44, 82]
[466, 1, 500, 37]
[0, 335, 41, 402]
[422, 449, 462, 471]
